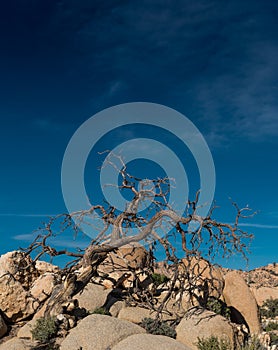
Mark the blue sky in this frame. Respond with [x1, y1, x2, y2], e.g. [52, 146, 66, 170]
[0, 0, 277, 270]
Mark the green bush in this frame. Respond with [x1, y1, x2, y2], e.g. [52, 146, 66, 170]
[265, 321, 278, 331]
[260, 298, 278, 318]
[206, 297, 231, 320]
[31, 317, 58, 343]
[270, 332, 278, 345]
[196, 335, 231, 350]
[140, 317, 176, 339]
[91, 307, 111, 315]
[196, 335, 265, 350]
[240, 335, 263, 350]
[151, 273, 169, 286]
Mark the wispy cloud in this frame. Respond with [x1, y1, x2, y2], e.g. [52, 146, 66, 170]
[13, 233, 36, 241]
[47, 0, 277, 144]
[108, 80, 127, 97]
[50, 239, 89, 249]
[237, 223, 278, 229]
[192, 41, 278, 143]
[13, 233, 89, 249]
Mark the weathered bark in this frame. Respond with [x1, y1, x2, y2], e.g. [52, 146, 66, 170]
[44, 247, 113, 316]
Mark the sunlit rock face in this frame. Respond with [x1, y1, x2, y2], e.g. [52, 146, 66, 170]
[176, 309, 235, 350]
[0, 251, 40, 321]
[223, 270, 261, 334]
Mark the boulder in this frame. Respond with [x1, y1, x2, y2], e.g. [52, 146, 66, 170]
[17, 319, 37, 339]
[0, 337, 31, 350]
[118, 306, 153, 324]
[223, 271, 261, 334]
[0, 274, 39, 321]
[75, 283, 112, 312]
[33, 303, 47, 320]
[179, 257, 224, 301]
[35, 260, 59, 275]
[111, 333, 192, 350]
[100, 271, 136, 289]
[60, 314, 146, 350]
[251, 287, 278, 307]
[0, 251, 38, 289]
[30, 273, 56, 302]
[0, 314, 7, 339]
[176, 309, 235, 350]
[156, 291, 187, 320]
[110, 301, 125, 317]
[97, 244, 149, 291]
[99, 244, 148, 272]
[0, 251, 40, 321]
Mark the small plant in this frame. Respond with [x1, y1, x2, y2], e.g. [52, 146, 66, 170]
[151, 273, 169, 286]
[270, 332, 278, 345]
[260, 298, 278, 318]
[206, 297, 231, 320]
[31, 316, 58, 344]
[265, 321, 278, 331]
[240, 335, 263, 350]
[196, 335, 231, 350]
[91, 307, 111, 315]
[140, 317, 176, 339]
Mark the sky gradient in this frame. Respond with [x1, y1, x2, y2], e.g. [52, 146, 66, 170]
[0, 0, 277, 269]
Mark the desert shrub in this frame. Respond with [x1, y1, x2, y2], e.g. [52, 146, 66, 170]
[151, 273, 169, 286]
[260, 298, 278, 318]
[269, 332, 278, 346]
[31, 316, 58, 343]
[206, 297, 231, 320]
[91, 307, 111, 315]
[196, 335, 231, 350]
[240, 335, 263, 350]
[140, 317, 176, 338]
[265, 321, 278, 331]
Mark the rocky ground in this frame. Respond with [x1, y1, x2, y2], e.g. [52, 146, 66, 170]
[225, 263, 278, 289]
[0, 249, 277, 350]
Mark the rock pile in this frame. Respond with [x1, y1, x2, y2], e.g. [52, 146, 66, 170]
[0, 249, 277, 349]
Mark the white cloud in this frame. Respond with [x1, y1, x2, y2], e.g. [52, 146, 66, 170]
[39, 1, 278, 144]
[12, 233, 89, 250]
[13, 233, 37, 241]
[238, 223, 278, 229]
[50, 239, 89, 249]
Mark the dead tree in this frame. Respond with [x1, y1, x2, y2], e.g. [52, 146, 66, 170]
[23, 154, 255, 318]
